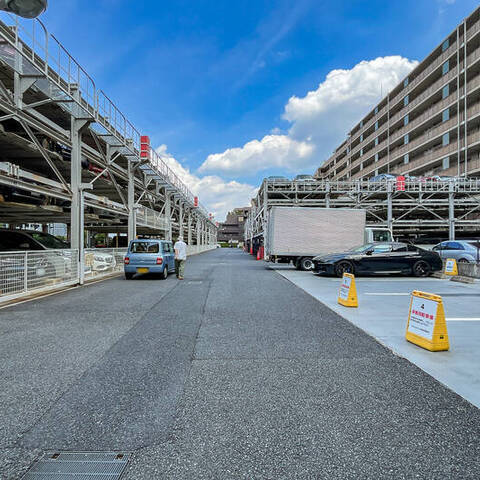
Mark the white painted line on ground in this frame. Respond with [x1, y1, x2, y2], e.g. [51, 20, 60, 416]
[446, 318, 480, 322]
[364, 292, 410, 296]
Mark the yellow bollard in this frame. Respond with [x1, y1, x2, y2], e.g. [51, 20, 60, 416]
[337, 273, 358, 308]
[405, 290, 449, 351]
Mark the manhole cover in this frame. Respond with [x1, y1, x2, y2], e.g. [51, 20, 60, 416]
[22, 451, 129, 479]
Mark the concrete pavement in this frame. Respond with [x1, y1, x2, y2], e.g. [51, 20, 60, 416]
[1, 249, 479, 479]
[275, 266, 480, 408]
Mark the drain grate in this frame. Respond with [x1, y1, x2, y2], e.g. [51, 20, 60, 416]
[22, 451, 129, 479]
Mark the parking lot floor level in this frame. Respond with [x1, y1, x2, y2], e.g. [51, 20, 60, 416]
[274, 266, 480, 409]
[1, 249, 479, 479]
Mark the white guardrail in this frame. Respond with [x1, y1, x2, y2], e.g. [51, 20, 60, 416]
[0, 245, 217, 304]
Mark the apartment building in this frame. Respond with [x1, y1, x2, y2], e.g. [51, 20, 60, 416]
[217, 207, 250, 245]
[315, 6, 480, 181]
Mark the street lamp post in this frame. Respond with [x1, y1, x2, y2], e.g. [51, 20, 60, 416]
[0, 0, 47, 18]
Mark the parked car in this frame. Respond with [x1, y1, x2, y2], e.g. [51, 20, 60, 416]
[294, 174, 315, 182]
[312, 242, 443, 277]
[432, 240, 480, 264]
[124, 239, 175, 280]
[369, 174, 396, 182]
[0, 229, 70, 278]
[0, 229, 115, 273]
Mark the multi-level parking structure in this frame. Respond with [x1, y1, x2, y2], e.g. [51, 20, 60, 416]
[315, 6, 480, 182]
[0, 14, 217, 274]
[244, 178, 480, 251]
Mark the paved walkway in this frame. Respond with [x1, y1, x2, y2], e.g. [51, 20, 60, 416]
[1, 249, 479, 479]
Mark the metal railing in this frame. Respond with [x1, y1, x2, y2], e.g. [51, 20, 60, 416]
[0, 249, 78, 303]
[0, 248, 129, 304]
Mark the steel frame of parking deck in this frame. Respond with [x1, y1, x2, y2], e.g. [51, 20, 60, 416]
[244, 179, 480, 247]
[0, 14, 216, 282]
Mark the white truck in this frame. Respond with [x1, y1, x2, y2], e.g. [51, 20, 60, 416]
[265, 207, 392, 270]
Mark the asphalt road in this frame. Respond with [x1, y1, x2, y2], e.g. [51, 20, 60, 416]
[1, 248, 479, 479]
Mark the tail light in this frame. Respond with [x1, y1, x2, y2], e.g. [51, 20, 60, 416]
[156, 257, 163, 265]
[124, 257, 130, 265]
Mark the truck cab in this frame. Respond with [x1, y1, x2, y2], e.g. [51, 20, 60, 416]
[364, 228, 393, 243]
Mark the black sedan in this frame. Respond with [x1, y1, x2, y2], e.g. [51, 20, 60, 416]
[312, 242, 443, 277]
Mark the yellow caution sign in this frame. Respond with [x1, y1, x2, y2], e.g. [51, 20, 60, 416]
[444, 258, 458, 276]
[405, 291, 449, 351]
[338, 273, 358, 308]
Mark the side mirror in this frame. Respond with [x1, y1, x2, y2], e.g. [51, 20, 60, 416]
[365, 249, 373, 256]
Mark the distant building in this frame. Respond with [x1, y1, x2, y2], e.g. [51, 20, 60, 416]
[316, 6, 480, 181]
[217, 207, 250, 244]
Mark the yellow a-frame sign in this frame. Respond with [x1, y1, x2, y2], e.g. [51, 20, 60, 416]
[338, 273, 358, 308]
[444, 258, 458, 276]
[405, 291, 449, 351]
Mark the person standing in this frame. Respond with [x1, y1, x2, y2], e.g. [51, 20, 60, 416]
[174, 236, 187, 280]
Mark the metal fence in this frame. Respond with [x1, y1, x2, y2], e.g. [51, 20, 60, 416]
[0, 248, 129, 304]
[0, 249, 79, 303]
[83, 248, 126, 280]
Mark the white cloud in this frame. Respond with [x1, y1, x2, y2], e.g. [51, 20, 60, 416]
[199, 134, 314, 175]
[156, 145, 257, 222]
[200, 56, 418, 176]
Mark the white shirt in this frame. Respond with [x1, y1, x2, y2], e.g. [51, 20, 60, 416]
[174, 240, 187, 260]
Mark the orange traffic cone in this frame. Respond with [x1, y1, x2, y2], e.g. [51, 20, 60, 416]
[256, 249, 261, 260]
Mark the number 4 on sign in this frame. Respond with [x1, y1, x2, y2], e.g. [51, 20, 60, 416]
[337, 273, 358, 308]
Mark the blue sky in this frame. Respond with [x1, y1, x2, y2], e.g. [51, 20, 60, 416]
[41, 0, 478, 220]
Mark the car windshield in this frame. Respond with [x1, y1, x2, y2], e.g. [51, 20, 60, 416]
[30, 232, 69, 249]
[130, 241, 159, 253]
[348, 243, 374, 253]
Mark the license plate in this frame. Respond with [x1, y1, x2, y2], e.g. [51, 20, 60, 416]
[136, 267, 149, 274]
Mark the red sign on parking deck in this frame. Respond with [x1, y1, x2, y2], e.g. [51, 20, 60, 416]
[396, 176, 405, 191]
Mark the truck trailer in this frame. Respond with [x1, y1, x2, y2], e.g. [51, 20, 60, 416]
[265, 207, 392, 270]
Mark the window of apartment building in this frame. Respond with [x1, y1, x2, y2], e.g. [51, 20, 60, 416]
[238, 216, 244, 222]
[360, 162, 363, 170]
[375, 137, 379, 146]
[360, 133, 363, 142]
[443, 157, 450, 169]
[375, 169, 379, 176]
[404, 95, 409, 106]
[404, 134, 409, 145]
[375, 153, 379, 162]
[404, 114, 409, 126]
[404, 77, 409, 87]
[374, 106, 378, 114]
[442, 60, 449, 75]
[360, 148, 363, 156]
[374, 121, 379, 130]
[360, 120, 363, 128]
[404, 153, 409, 164]
[442, 132, 450, 146]
[442, 39, 449, 52]
[442, 108, 450, 122]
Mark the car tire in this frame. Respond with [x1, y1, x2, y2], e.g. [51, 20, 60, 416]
[299, 257, 314, 271]
[161, 267, 168, 280]
[335, 260, 354, 278]
[412, 260, 431, 277]
[125, 272, 134, 280]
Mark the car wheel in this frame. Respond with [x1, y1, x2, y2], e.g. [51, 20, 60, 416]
[458, 258, 469, 263]
[335, 261, 354, 278]
[125, 272, 134, 280]
[413, 260, 431, 277]
[161, 267, 168, 280]
[299, 257, 314, 271]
